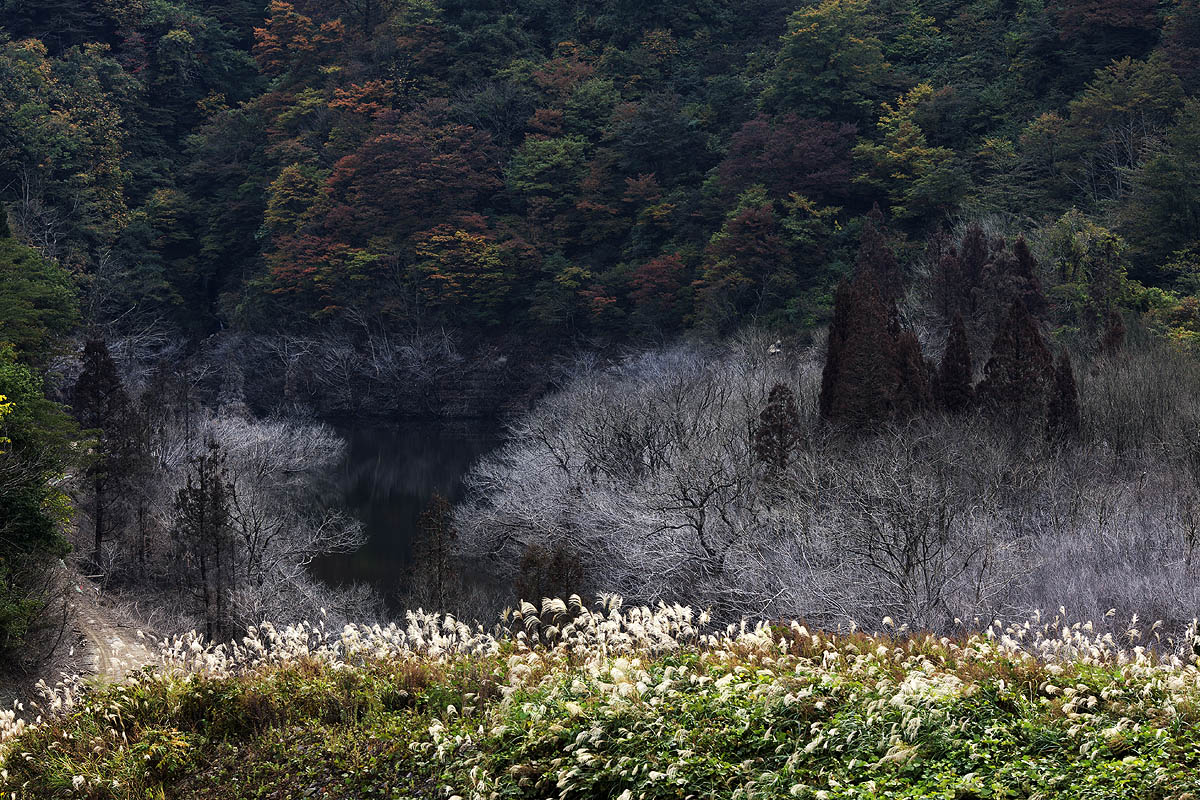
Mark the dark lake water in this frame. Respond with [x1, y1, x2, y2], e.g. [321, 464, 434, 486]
[309, 421, 500, 607]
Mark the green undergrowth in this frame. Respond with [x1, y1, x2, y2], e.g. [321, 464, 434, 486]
[2, 615, 1200, 800]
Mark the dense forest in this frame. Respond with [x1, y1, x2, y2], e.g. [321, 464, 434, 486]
[3, 0, 1199, 339]
[2, 0, 1200, 682]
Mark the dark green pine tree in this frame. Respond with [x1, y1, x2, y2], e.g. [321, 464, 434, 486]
[938, 314, 974, 413]
[753, 383, 804, 469]
[1047, 351, 1082, 442]
[71, 338, 131, 565]
[978, 302, 1055, 422]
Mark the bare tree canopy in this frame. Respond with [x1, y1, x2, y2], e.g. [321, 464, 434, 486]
[456, 333, 1200, 631]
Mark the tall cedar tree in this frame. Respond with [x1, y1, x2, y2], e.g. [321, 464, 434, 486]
[980, 237, 1046, 328]
[934, 248, 966, 321]
[410, 492, 457, 611]
[895, 330, 933, 417]
[820, 270, 901, 425]
[1010, 237, 1047, 317]
[856, 204, 903, 300]
[959, 224, 989, 295]
[1048, 351, 1082, 442]
[942, 223, 988, 330]
[71, 338, 130, 564]
[753, 384, 803, 468]
[173, 442, 234, 642]
[938, 314, 975, 413]
[978, 302, 1055, 419]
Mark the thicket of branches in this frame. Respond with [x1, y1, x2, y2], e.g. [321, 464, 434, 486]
[65, 341, 376, 637]
[456, 286, 1200, 632]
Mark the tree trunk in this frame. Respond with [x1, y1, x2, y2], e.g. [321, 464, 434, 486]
[92, 477, 105, 566]
[198, 549, 212, 642]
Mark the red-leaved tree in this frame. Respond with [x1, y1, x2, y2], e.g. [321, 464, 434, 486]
[326, 101, 500, 244]
[718, 115, 856, 202]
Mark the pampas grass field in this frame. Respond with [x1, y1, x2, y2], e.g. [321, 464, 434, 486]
[2, 596, 1199, 799]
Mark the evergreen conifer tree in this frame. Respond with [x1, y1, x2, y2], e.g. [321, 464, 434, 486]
[856, 203, 903, 300]
[959, 223, 990, 293]
[72, 339, 128, 432]
[409, 493, 457, 611]
[173, 442, 234, 642]
[980, 237, 1046, 332]
[1010, 236, 1046, 316]
[515, 542, 587, 607]
[978, 302, 1054, 420]
[819, 271, 901, 426]
[820, 279, 853, 421]
[934, 248, 965, 321]
[71, 338, 131, 564]
[895, 330, 933, 418]
[938, 314, 974, 413]
[1048, 351, 1082, 442]
[753, 383, 803, 468]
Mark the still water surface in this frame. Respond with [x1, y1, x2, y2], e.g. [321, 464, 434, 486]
[310, 422, 500, 607]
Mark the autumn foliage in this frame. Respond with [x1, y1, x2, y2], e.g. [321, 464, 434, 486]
[2, 0, 1199, 344]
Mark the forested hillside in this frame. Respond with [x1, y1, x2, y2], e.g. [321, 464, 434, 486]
[2, 0, 1198, 341]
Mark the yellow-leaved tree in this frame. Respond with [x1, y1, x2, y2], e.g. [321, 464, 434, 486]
[853, 84, 970, 222]
[0, 393, 11, 453]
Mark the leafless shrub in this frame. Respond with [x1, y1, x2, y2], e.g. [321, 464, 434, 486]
[1079, 339, 1200, 457]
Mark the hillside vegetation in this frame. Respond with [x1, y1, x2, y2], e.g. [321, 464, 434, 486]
[2, 0, 1200, 340]
[2, 598, 1200, 799]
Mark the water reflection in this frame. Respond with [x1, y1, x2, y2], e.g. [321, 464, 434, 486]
[309, 421, 499, 606]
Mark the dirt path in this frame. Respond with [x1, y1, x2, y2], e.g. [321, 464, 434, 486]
[72, 587, 155, 683]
